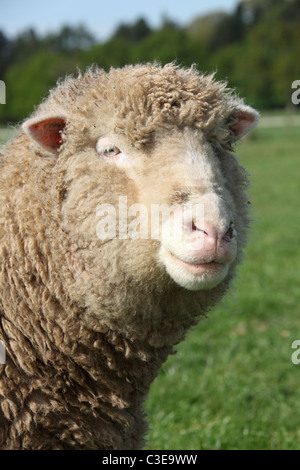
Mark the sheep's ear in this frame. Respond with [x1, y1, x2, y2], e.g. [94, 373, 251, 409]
[22, 115, 66, 153]
[229, 105, 259, 140]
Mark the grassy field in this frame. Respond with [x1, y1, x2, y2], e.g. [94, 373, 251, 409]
[0, 126, 17, 145]
[145, 122, 300, 450]
[1, 120, 300, 449]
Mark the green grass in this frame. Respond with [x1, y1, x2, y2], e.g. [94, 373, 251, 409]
[0, 126, 17, 146]
[1, 121, 300, 449]
[145, 123, 300, 450]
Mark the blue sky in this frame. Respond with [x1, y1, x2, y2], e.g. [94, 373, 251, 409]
[1, 0, 240, 41]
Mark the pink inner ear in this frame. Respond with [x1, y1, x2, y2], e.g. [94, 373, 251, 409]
[230, 110, 257, 137]
[28, 117, 66, 151]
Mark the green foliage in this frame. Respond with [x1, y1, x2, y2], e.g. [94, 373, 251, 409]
[0, 50, 79, 121]
[44, 25, 95, 53]
[130, 28, 190, 65]
[112, 18, 152, 43]
[1, 0, 300, 122]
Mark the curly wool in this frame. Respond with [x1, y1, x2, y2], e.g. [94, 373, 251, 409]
[36, 63, 238, 150]
[0, 63, 256, 449]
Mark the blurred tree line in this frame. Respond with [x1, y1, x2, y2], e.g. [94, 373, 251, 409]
[1, 0, 300, 123]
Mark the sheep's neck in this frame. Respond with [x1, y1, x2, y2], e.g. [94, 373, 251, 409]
[1, 306, 172, 449]
[72, 320, 173, 407]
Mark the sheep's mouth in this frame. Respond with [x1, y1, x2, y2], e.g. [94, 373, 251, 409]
[159, 247, 230, 291]
[167, 251, 225, 276]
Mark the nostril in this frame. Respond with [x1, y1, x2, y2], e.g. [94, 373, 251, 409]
[191, 220, 210, 235]
[222, 222, 235, 242]
[191, 220, 199, 232]
[191, 221, 218, 238]
[190, 221, 235, 240]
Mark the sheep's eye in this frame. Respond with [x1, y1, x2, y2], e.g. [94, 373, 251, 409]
[97, 144, 121, 158]
[96, 138, 130, 167]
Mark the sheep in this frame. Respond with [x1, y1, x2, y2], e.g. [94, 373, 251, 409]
[0, 63, 259, 450]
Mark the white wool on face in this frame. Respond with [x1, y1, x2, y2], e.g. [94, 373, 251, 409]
[96, 136, 132, 168]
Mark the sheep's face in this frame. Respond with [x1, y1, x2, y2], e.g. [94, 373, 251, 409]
[152, 132, 238, 291]
[91, 128, 247, 292]
[22, 66, 259, 300]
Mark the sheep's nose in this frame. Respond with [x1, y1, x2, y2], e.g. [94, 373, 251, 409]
[191, 221, 235, 243]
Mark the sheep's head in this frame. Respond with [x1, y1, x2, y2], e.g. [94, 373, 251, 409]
[22, 64, 258, 337]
